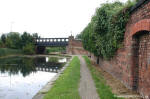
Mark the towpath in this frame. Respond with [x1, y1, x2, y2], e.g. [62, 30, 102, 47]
[78, 56, 99, 99]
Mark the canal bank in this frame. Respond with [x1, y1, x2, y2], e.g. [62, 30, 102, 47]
[32, 56, 73, 99]
[0, 48, 23, 58]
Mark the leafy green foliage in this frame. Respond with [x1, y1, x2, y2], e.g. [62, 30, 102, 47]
[80, 1, 136, 59]
[0, 39, 5, 48]
[23, 43, 35, 55]
[0, 31, 39, 55]
[5, 32, 22, 49]
[21, 32, 34, 48]
[1, 34, 6, 44]
[75, 34, 82, 40]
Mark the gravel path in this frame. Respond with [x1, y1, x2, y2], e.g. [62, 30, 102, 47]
[78, 56, 99, 99]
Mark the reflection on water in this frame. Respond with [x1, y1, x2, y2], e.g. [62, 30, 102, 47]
[0, 56, 69, 99]
[0, 56, 67, 77]
[59, 58, 67, 63]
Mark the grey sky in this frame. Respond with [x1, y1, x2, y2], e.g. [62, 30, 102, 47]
[0, 0, 127, 38]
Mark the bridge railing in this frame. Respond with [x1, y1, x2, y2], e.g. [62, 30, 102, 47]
[35, 38, 69, 43]
[34, 38, 69, 47]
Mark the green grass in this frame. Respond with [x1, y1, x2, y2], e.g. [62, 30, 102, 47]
[46, 47, 66, 53]
[43, 56, 81, 99]
[0, 48, 22, 57]
[83, 56, 123, 99]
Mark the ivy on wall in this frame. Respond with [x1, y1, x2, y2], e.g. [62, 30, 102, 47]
[80, 1, 137, 60]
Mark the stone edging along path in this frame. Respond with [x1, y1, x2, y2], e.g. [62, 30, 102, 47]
[32, 56, 73, 99]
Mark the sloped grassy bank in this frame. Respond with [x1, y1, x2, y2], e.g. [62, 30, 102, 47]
[43, 56, 81, 99]
[0, 48, 22, 57]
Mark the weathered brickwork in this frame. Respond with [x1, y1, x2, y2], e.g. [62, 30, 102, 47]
[67, 36, 88, 55]
[90, 1, 150, 98]
[138, 33, 150, 97]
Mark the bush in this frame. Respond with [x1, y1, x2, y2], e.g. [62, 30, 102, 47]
[23, 43, 35, 55]
[5, 32, 22, 49]
[0, 40, 4, 48]
[80, 1, 137, 59]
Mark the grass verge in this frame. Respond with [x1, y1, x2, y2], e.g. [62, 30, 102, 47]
[83, 56, 123, 99]
[0, 48, 22, 57]
[43, 56, 81, 99]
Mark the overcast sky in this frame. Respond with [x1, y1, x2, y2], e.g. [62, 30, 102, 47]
[0, 0, 127, 38]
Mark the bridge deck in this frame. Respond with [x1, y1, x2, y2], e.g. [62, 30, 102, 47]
[35, 38, 69, 47]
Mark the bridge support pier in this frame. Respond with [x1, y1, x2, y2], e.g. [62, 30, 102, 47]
[36, 46, 46, 54]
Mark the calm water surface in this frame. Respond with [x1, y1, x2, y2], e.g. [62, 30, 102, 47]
[0, 56, 69, 99]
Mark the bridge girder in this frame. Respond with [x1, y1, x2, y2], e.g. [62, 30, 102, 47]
[34, 38, 69, 54]
[35, 38, 69, 47]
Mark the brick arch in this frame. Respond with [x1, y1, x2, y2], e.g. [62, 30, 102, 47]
[131, 19, 150, 36]
[131, 19, 150, 95]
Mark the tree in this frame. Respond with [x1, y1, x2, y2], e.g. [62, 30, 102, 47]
[21, 32, 34, 48]
[0, 40, 3, 48]
[32, 33, 39, 38]
[0, 31, 37, 54]
[1, 34, 6, 44]
[75, 34, 82, 40]
[5, 32, 22, 49]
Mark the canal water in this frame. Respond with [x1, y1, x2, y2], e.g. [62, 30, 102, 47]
[0, 56, 69, 99]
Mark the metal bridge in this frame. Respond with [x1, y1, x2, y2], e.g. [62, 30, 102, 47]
[35, 38, 69, 47]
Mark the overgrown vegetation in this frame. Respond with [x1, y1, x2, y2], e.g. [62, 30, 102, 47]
[83, 56, 123, 99]
[79, 1, 137, 59]
[0, 32, 39, 55]
[23, 43, 35, 55]
[44, 56, 81, 99]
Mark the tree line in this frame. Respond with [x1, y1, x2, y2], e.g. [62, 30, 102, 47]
[0, 32, 39, 54]
[77, 0, 137, 60]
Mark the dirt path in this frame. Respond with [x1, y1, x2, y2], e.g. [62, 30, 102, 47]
[78, 56, 99, 99]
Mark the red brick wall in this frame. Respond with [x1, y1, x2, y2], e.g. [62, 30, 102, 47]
[90, 1, 150, 98]
[137, 33, 150, 97]
[67, 36, 88, 55]
[71, 40, 83, 47]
